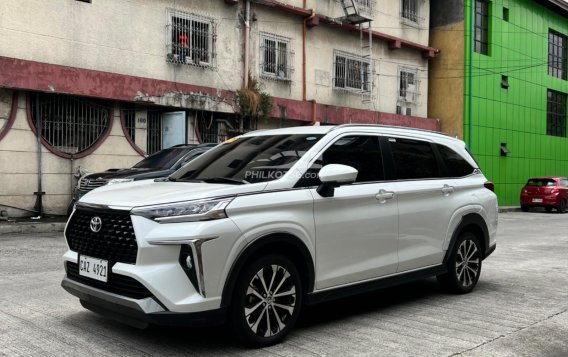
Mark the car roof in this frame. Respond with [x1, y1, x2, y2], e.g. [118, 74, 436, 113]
[527, 176, 565, 180]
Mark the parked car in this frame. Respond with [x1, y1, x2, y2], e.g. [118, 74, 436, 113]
[520, 176, 568, 213]
[61, 125, 498, 347]
[68, 144, 215, 213]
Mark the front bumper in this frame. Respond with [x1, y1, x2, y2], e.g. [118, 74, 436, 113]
[61, 277, 226, 328]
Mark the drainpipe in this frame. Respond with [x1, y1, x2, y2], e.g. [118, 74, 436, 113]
[302, 3, 315, 101]
[244, 0, 251, 88]
[34, 94, 44, 218]
[468, 0, 473, 149]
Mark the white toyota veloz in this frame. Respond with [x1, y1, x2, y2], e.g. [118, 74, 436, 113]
[62, 124, 498, 346]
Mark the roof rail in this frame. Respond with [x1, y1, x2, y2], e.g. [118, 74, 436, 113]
[329, 123, 453, 139]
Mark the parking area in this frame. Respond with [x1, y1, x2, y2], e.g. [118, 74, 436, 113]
[0, 211, 567, 356]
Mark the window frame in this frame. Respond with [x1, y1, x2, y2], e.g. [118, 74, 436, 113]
[474, 0, 490, 55]
[333, 50, 371, 93]
[546, 89, 567, 137]
[398, 67, 419, 103]
[400, 0, 420, 26]
[259, 32, 293, 81]
[166, 9, 216, 68]
[548, 29, 567, 80]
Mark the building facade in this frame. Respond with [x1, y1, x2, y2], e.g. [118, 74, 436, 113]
[430, 0, 568, 206]
[0, 0, 439, 216]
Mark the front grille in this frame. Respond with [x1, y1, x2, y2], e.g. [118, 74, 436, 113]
[66, 208, 138, 264]
[66, 262, 152, 300]
[79, 177, 108, 192]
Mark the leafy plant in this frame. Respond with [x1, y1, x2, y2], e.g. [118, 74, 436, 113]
[237, 73, 272, 121]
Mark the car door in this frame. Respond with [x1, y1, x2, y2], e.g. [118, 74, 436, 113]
[383, 136, 456, 272]
[300, 134, 399, 290]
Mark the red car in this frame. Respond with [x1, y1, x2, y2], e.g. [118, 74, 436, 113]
[520, 177, 568, 213]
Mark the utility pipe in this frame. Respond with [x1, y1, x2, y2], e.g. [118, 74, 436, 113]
[34, 94, 44, 218]
[302, 7, 316, 101]
[244, 0, 251, 88]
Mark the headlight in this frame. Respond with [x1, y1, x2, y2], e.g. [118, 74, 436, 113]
[108, 178, 134, 185]
[131, 197, 233, 223]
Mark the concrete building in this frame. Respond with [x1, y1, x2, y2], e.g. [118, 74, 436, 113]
[0, 0, 439, 216]
[429, 0, 568, 206]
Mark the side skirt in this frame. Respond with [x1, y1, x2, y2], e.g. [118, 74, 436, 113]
[305, 265, 447, 306]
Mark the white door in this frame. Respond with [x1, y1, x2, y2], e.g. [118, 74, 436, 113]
[162, 111, 186, 148]
[303, 135, 399, 290]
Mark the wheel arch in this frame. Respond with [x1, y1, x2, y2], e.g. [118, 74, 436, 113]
[220, 232, 315, 308]
[444, 213, 490, 262]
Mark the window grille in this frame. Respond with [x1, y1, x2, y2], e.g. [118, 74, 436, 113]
[474, 0, 489, 55]
[547, 89, 566, 137]
[398, 68, 419, 103]
[123, 109, 136, 143]
[355, 0, 374, 16]
[30, 93, 110, 155]
[548, 30, 567, 80]
[401, 0, 420, 24]
[166, 9, 216, 67]
[333, 50, 371, 93]
[122, 109, 163, 155]
[260, 33, 293, 81]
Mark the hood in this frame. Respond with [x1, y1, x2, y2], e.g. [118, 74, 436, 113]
[83, 168, 169, 180]
[79, 179, 267, 209]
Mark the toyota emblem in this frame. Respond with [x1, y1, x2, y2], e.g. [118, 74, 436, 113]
[90, 216, 102, 233]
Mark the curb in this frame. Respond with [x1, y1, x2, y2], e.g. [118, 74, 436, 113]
[499, 206, 521, 213]
[0, 222, 66, 236]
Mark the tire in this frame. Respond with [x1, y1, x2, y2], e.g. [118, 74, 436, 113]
[229, 255, 303, 347]
[437, 232, 482, 294]
[545, 206, 553, 213]
[557, 200, 566, 214]
[521, 205, 530, 212]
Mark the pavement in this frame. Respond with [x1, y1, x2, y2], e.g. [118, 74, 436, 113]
[0, 211, 567, 356]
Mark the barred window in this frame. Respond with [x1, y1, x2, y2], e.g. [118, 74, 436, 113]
[547, 90, 566, 137]
[401, 0, 419, 23]
[399, 68, 419, 103]
[548, 30, 567, 80]
[122, 109, 164, 155]
[474, 0, 489, 55]
[166, 9, 216, 67]
[260, 33, 293, 81]
[333, 51, 370, 92]
[30, 93, 111, 156]
[354, 0, 374, 15]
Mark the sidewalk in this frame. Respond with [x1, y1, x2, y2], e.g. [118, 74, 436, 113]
[0, 207, 522, 236]
[0, 216, 67, 236]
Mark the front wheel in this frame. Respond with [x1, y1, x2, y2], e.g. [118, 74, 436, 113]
[438, 232, 482, 294]
[229, 255, 303, 347]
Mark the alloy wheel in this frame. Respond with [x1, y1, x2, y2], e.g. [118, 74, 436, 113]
[455, 239, 480, 288]
[244, 264, 297, 338]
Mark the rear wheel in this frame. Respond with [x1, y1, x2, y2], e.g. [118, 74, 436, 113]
[557, 200, 566, 214]
[438, 232, 482, 294]
[229, 255, 302, 347]
[521, 205, 530, 212]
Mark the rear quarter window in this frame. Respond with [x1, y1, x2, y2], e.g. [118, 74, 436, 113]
[437, 144, 475, 177]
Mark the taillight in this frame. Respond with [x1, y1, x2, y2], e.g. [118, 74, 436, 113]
[484, 181, 495, 192]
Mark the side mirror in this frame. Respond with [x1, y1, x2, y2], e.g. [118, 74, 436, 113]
[316, 164, 358, 197]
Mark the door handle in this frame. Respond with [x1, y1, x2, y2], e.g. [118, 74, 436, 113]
[376, 189, 395, 203]
[441, 184, 455, 196]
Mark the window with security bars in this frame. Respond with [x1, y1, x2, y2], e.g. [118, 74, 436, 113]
[260, 33, 293, 81]
[355, 0, 374, 15]
[166, 9, 215, 67]
[399, 69, 419, 103]
[122, 109, 164, 155]
[401, 0, 419, 23]
[547, 90, 566, 137]
[474, 0, 489, 55]
[30, 93, 110, 155]
[333, 51, 371, 92]
[548, 30, 567, 80]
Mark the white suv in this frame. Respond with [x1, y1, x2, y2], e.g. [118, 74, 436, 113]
[62, 124, 498, 346]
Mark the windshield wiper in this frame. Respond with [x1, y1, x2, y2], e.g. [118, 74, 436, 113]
[200, 177, 249, 185]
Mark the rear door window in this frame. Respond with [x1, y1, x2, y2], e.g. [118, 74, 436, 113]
[526, 179, 556, 187]
[389, 138, 439, 180]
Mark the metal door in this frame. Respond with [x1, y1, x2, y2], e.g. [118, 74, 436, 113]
[162, 111, 186, 149]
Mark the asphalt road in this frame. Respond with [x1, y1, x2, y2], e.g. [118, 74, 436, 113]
[0, 211, 567, 356]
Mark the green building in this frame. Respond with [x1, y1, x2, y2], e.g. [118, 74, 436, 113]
[429, 0, 568, 206]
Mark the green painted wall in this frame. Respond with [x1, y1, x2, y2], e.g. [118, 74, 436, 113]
[464, 0, 568, 206]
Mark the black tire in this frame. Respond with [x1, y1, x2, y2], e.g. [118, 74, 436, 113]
[521, 205, 530, 212]
[545, 206, 553, 213]
[229, 255, 303, 347]
[437, 232, 482, 294]
[557, 200, 566, 214]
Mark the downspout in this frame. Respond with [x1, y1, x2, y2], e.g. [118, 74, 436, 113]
[34, 94, 44, 218]
[244, 0, 251, 88]
[468, 0, 473, 148]
[302, 5, 315, 101]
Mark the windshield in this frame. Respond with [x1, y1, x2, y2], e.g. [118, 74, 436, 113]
[133, 147, 192, 169]
[176, 134, 322, 184]
[526, 179, 557, 187]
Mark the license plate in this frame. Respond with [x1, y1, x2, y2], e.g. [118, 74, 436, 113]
[79, 255, 108, 282]
[532, 198, 543, 203]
